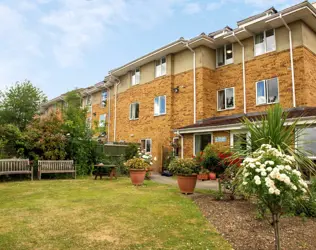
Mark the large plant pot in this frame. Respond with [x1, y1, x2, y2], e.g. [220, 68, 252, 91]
[177, 175, 197, 194]
[209, 172, 216, 180]
[197, 173, 209, 181]
[129, 169, 146, 186]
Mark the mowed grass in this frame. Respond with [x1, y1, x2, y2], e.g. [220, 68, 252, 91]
[0, 178, 231, 250]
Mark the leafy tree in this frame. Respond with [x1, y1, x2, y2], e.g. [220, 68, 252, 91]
[23, 112, 67, 160]
[62, 91, 99, 175]
[0, 80, 47, 130]
[0, 124, 24, 158]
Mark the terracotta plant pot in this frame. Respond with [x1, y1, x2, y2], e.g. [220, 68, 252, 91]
[209, 172, 216, 180]
[129, 169, 146, 186]
[197, 173, 209, 181]
[177, 175, 197, 194]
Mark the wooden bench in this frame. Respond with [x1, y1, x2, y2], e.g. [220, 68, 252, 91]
[38, 160, 76, 180]
[0, 159, 33, 180]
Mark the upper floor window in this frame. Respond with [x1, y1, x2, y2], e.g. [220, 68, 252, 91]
[99, 114, 106, 127]
[131, 68, 140, 86]
[154, 96, 166, 116]
[129, 102, 139, 120]
[216, 44, 233, 67]
[254, 29, 275, 56]
[141, 139, 152, 153]
[155, 57, 166, 78]
[217, 87, 235, 111]
[256, 78, 279, 105]
[86, 95, 92, 106]
[101, 90, 107, 107]
[86, 117, 92, 129]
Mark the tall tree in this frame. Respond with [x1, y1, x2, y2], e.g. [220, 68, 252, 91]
[0, 80, 47, 130]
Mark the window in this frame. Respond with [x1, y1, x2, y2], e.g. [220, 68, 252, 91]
[129, 102, 139, 120]
[154, 96, 166, 116]
[155, 57, 166, 78]
[297, 127, 316, 158]
[195, 134, 212, 155]
[86, 95, 92, 112]
[254, 29, 276, 56]
[231, 133, 247, 151]
[86, 117, 91, 129]
[99, 114, 106, 127]
[216, 44, 233, 67]
[256, 78, 279, 105]
[131, 68, 140, 86]
[141, 139, 152, 153]
[101, 90, 107, 107]
[217, 87, 235, 111]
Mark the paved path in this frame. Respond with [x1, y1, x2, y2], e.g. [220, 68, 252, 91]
[151, 173, 219, 191]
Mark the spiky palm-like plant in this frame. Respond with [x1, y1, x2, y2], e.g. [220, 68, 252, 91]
[234, 104, 315, 176]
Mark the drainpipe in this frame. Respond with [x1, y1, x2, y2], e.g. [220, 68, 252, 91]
[280, 13, 296, 108]
[113, 76, 121, 142]
[181, 42, 196, 124]
[176, 131, 184, 159]
[106, 87, 111, 142]
[232, 32, 247, 114]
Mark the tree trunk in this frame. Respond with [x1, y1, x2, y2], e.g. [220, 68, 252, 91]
[272, 213, 281, 250]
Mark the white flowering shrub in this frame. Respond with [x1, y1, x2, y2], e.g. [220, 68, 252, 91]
[241, 144, 309, 249]
[241, 144, 308, 199]
[137, 148, 153, 166]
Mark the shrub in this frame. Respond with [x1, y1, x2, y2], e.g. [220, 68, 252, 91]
[124, 158, 150, 170]
[168, 158, 200, 176]
[125, 143, 139, 160]
[240, 144, 308, 250]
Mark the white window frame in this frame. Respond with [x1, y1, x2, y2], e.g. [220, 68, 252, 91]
[129, 102, 139, 120]
[100, 90, 107, 108]
[131, 68, 140, 86]
[255, 78, 279, 106]
[295, 127, 316, 160]
[217, 87, 235, 111]
[154, 95, 166, 116]
[99, 114, 106, 127]
[254, 29, 276, 56]
[193, 132, 213, 156]
[230, 131, 250, 151]
[86, 117, 92, 129]
[141, 139, 152, 153]
[155, 56, 166, 78]
[216, 44, 234, 67]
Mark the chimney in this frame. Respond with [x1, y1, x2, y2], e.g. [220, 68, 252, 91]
[313, 2, 316, 8]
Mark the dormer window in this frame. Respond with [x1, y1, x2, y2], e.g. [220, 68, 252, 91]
[216, 44, 233, 67]
[254, 29, 276, 56]
[131, 68, 140, 86]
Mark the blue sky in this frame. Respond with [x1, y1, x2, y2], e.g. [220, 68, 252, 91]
[0, 0, 301, 99]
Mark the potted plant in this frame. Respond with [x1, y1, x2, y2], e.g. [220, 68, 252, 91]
[168, 158, 200, 194]
[124, 158, 150, 185]
[197, 168, 209, 181]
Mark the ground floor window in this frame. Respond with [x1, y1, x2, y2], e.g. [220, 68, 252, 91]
[230, 132, 247, 151]
[172, 137, 180, 157]
[297, 127, 316, 158]
[141, 139, 152, 153]
[194, 133, 212, 155]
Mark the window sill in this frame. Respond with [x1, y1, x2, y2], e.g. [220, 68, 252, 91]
[256, 101, 279, 107]
[216, 61, 234, 69]
[254, 49, 276, 57]
[217, 107, 235, 112]
[155, 74, 167, 79]
[154, 113, 166, 117]
[129, 118, 139, 121]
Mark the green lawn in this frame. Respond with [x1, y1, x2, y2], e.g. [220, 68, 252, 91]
[0, 178, 231, 250]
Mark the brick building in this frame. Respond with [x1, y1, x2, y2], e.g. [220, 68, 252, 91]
[42, 1, 316, 172]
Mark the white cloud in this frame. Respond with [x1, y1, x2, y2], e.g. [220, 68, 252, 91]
[183, 3, 201, 14]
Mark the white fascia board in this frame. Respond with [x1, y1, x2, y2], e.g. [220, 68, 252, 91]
[176, 116, 316, 134]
